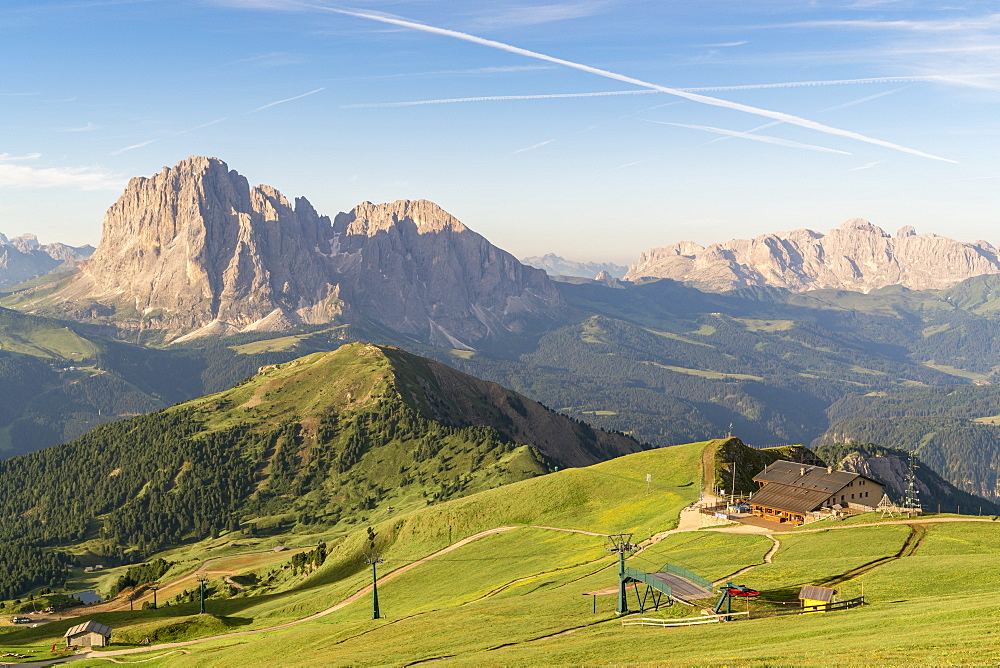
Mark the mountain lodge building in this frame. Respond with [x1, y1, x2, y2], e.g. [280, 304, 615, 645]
[749, 460, 883, 525]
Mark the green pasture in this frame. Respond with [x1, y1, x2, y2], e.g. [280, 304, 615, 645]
[629, 531, 773, 583]
[747, 525, 911, 599]
[13, 442, 1000, 667]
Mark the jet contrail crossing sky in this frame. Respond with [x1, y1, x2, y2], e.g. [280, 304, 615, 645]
[318, 4, 957, 164]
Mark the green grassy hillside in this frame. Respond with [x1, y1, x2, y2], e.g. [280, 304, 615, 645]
[4, 440, 1000, 666]
[0, 343, 641, 601]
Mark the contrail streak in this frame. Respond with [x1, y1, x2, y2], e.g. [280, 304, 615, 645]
[687, 76, 937, 92]
[819, 88, 904, 112]
[316, 4, 956, 163]
[342, 90, 656, 108]
[513, 139, 556, 153]
[650, 121, 854, 155]
[246, 87, 325, 113]
[345, 77, 928, 109]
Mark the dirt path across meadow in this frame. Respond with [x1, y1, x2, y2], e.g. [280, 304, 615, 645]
[24, 514, 995, 666]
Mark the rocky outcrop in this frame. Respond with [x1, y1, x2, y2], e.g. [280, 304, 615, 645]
[332, 200, 560, 348]
[39, 157, 563, 346]
[0, 233, 93, 289]
[523, 253, 628, 280]
[626, 219, 1000, 293]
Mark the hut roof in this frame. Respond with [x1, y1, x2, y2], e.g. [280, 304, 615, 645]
[799, 585, 835, 603]
[64, 620, 112, 638]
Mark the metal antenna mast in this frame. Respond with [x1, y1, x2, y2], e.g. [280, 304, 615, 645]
[904, 450, 921, 515]
[605, 533, 639, 614]
[363, 527, 384, 620]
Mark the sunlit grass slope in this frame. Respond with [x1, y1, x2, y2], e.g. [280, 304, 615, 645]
[10, 443, 1000, 667]
[1, 441, 707, 651]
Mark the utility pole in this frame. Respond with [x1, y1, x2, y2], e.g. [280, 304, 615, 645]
[149, 583, 160, 610]
[197, 575, 209, 615]
[605, 533, 639, 614]
[364, 527, 384, 620]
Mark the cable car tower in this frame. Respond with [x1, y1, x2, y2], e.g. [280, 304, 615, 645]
[606, 533, 640, 614]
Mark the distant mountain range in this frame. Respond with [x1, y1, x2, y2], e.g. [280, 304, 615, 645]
[0, 233, 92, 289]
[627, 219, 1000, 293]
[522, 253, 628, 280]
[7, 156, 1000, 507]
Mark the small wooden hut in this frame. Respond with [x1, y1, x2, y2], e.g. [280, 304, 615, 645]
[64, 620, 112, 648]
[799, 585, 836, 613]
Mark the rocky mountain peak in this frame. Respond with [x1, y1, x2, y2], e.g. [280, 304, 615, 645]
[28, 157, 563, 347]
[837, 218, 889, 237]
[626, 219, 1000, 293]
[336, 199, 468, 237]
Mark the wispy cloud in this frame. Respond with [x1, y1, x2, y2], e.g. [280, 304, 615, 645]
[317, 5, 956, 163]
[468, 1, 611, 30]
[58, 122, 100, 132]
[770, 14, 1000, 32]
[701, 41, 749, 48]
[685, 76, 936, 92]
[649, 120, 853, 155]
[848, 161, 883, 172]
[0, 92, 39, 97]
[331, 64, 555, 82]
[245, 86, 324, 113]
[173, 117, 229, 135]
[0, 162, 122, 190]
[342, 89, 655, 108]
[0, 153, 42, 161]
[513, 139, 556, 154]
[760, 12, 1000, 91]
[111, 139, 158, 155]
[112, 86, 320, 154]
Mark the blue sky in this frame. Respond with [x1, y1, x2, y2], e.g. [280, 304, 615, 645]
[2, 0, 998, 263]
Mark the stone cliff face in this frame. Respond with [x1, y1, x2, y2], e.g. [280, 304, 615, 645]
[54, 157, 563, 346]
[626, 219, 1000, 293]
[0, 233, 93, 289]
[332, 200, 560, 348]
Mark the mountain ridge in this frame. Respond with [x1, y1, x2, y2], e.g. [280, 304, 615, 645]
[14, 156, 563, 348]
[626, 219, 1000, 293]
[0, 232, 93, 289]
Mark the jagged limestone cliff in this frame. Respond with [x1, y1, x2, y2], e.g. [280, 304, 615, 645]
[627, 219, 1000, 293]
[18, 157, 562, 347]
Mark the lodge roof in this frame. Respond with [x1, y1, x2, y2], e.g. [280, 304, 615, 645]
[753, 461, 878, 493]
[64, 620, 112, 638]
[748, 484, 833, 515]
[749, 460, 882, 515]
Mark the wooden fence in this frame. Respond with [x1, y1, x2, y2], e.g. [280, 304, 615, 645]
[621, 596, 865, 627]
